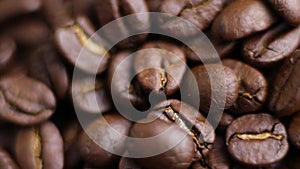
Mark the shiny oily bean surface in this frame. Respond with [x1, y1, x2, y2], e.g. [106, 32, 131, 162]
[134, 41, 186, 96]
[243, 23, 300, 67]
[211, 0, 277, 40]
[14, 121, 64, 169]
[226, 113, 289, 166]
[182, 64, 239, 113]
[268, 50, 300, 117]
[223, 59, 268, 114]
[78, 113, 131, 168]
[0, 73, 56, 125]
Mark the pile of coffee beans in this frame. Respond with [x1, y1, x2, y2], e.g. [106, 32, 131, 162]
[0, 0, 299, 168]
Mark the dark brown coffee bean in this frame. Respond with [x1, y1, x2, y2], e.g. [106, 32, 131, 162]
[119, 157, 143, 169]
[145, 0, 162, 12]
[268, 50, 300, 117]
[211, 0, 277, 40]
[0, 0, 40, 23]
[108, 51, 149, 112]
[14, 121, 64, 169]
[129, 119, 196, 169]
[243, 24, 300, 67]
[41, 0, 74, 29]
[0, 73, 56, 125]
[28, 44, 69, 100]
[192, 136, 231, 169]
[147, 99, 215, 167]
[268, 0, 300, 26]
[55, 16, 110, 74]
[96, 0, 150, 48]
[182, 64, 239, 113]
[216, 112, 234, 132]
[0, 147, 20, 169]
[72, 76, 111, 114]
[134, 41, 186, 96]
[0, 36, 16, 71]
[226, 113, 289, 166]
[288, 111, 300, 149]
[2, 18, 50, 47]
[78, 113, 131, 168]
[223, 59, 268, 114]
[160, 0, 226, 37]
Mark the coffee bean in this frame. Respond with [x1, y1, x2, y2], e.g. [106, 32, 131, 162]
[145, 0, 162, 12]
[0, 147, 20, 169]
[78, 113, 131, 168]
[0, 73, 56, 125]
[268, 0, 300, 26]
[147, 99, 215, 167]
[96, 0, 150, 48]
[28, 44, 69, 100]
[129, 119, 196, 169]
[211, 0, 277, 40]
[134, 41, 186, 96]
[108, 51, 149, 112]
[288, 111, 300, 149]
[182, 64, 239, 113]
[216, 112, 234, 132]
[55, 16, 110, 74]
[72, 76, 111, 114]
[14, 121, 64, 169]
[268, 50, 300, 117]
[226, 113, 289, 166]
[243, 23, 300, 67]
[223, 59, 268, 114]
[160, 0, 226, 37]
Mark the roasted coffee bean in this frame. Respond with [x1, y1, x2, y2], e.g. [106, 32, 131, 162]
[159, 0, 226, 37]
[146, 99, 215, 166]
[119, 157, 143, 169]
[145, 0, 162, 12]
[96, 0, 150, 48]
[0, 36, 16, 72]
[134, 41, 186, 96]
[72, 76, 111, 114]
[14, 121, 64, 169]
[216, 112, 234, 132]
[0, 147, 20, 169]
[78, 113, 131, 168]
[55, 16, 110, 74]
[0, 0, 40, 23]
[182, 64, 239, 113]
[223, 59, 268, 114]
[211, 0, 277, 40]
[28, 44, 69, 100]
[226, 113, 289, 166]
[268, 0, 300, 26]
[0, 73, 56, 125]
[243, 23, 300, 67]
[268, 50, 300, 117]
[288, 111, 300, 149]
[108, 51, 149, 112]
[192, 136, 231, 169]
[129, 119, 196, 169]
[2, 18, 50, 47]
